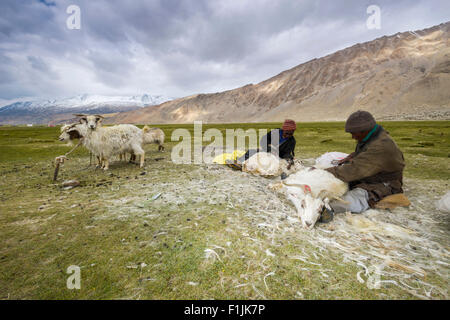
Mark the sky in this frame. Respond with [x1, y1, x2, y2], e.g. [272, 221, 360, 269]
[0, 0, 449, 102]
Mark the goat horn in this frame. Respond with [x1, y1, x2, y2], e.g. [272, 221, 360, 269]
[281, 181, 312, 193]
[331, 196, 350, 204]
[317, 189, 328, 199]
[282, 181, 304, 188]
[73, 114, 87, 117]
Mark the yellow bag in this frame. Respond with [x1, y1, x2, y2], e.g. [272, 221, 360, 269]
[212, 150, 246, 164]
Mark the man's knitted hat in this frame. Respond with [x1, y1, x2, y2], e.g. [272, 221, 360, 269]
[345, 110, 376, 133]
[282, 119, 297, 131]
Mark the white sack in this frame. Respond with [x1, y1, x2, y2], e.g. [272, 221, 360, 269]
[315, 152, 349, 169]
[436, 191, 450, 213]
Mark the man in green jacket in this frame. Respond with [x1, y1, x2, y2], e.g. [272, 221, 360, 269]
[321, 110, 405, 222]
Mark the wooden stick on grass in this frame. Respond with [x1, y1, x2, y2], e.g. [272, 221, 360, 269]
[52, 140, 83, 182]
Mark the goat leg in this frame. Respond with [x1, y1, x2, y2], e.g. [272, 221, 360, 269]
[139, 153, 145, 168]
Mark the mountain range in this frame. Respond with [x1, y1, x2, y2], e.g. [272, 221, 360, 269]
[1, 22, 449, 125]
[110, 22, 450, 124]
[0, 94, 171, 125]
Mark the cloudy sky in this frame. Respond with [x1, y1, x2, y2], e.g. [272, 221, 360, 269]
[0, 0, 449, 102]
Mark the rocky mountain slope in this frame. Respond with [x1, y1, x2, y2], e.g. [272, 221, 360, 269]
[111, 22, 450, 124]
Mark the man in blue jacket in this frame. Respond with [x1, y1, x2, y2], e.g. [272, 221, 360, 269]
[227, 119, 297, 170]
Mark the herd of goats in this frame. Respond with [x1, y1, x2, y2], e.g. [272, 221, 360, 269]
[56, 114, 350, 229]
[58, 114, 164, 170]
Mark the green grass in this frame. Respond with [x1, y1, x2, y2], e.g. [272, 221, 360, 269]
[1, 121, 448, 178]
[0, 121, 449, 300]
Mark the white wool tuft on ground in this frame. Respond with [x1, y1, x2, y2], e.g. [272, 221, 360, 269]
[436, 191, 450, 213]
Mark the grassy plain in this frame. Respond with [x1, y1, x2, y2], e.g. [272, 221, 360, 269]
[0, 121, 448, 299]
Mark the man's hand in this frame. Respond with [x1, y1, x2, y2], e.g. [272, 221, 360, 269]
[337, 153, 355, 165]
[287, 159, 294, 170]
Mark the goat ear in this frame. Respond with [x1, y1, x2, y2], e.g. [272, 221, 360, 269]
[94, 114, 104, 119]
[79, 117, 87, 124]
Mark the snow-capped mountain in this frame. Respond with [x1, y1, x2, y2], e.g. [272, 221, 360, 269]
[0, 94, 172, 124]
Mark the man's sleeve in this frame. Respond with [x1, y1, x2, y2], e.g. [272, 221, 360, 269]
[290, 139, 296, 158]
[325, 144, 385, 183]
[281, 139, 295, 161]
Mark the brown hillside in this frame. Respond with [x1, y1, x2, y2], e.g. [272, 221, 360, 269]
[110, 22, 450, 124]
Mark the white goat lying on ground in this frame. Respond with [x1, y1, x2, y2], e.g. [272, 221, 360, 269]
[272, 167, 348, 229]
[242, 152, 303, 177]
[74, 114, 145, 170]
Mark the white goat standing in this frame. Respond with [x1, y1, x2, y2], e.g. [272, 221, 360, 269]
[74, 114, 145, 170]
[280, 168, 348, 229]
[59, 122, 103, 167]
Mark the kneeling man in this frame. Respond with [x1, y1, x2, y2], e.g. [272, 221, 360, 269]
[322, 110, 405, 221]
[228, 119, 297, 170]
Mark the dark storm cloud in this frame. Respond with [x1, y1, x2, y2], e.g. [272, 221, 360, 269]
[0, 0, 62, 42]
[0, 0, 449, 100]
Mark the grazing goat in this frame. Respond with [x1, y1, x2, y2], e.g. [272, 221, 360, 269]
[122, 126, 166, 163]
[74, 114, 145, 170]
[143, 126, 165, 151]
[275, 168, 348, 229]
